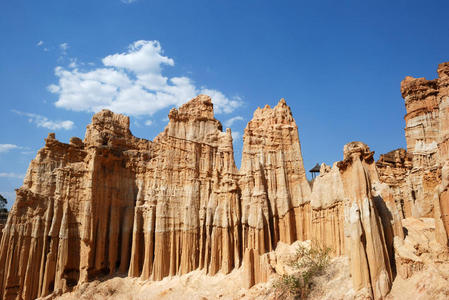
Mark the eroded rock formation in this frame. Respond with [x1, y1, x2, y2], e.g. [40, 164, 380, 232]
[397, 72, 441, 218]
[1, 62, 449, 300]
[239, 100, 312, 287]
[377, 63, 449, 245]
[0, 96, 314, 299]
[308, 142, 399, 299]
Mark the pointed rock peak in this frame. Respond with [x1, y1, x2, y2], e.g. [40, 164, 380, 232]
[438, 62, 449, 79]
[276, 98, 287, 107]
[250, 98, 294, 124]
[274, 97, 292, 114]
[169, 94, 215, 122]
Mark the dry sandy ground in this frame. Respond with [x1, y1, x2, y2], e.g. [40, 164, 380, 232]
[49, 247, 355, 300]
[54, 269, 260, 300]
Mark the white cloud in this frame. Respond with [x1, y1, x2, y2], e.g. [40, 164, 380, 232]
[20, 151, 35, 155]
[0, 144, 20, 153]
[224, 115, 244, 127]
[199, 89, 242, 114]
[60, 43, 69, 51]
[68, 58, 77, 68]
[12, 110, 74, 130]
[48, 40, 242, 117]
[144, 120, 153, 126]
[0, 173, 24, 179]
[121, 0, 137, 3]
[37, 40, 44, 46]
[103, 40, 173, 74]
[60, 43, 69, 56]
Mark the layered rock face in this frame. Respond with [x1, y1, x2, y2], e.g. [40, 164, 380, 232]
[239, 100, 312, 287]
[338, 143, 393, 299]
[377, 63, 449, 245]
[0, 96, 315, 299]
[128, 96, 241, 280]
[399, 73, 441, 218]
[435, 63, 449, 244]
[239, 99, 311, 249]
[2, 61, 449, 300]
[376, 149, 413, 217]
[309, 143, 399, 299]
[0, 112, 149, 300]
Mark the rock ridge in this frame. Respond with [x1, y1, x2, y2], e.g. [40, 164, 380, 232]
[1, 63, 449, 300]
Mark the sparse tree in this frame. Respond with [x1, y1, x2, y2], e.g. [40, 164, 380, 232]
[273, 243, 331, 299]
[0, 194, 7, 212]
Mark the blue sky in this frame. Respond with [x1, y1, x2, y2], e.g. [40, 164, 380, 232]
[1, 0, 449, 209]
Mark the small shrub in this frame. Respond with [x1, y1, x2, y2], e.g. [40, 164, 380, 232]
[273, 243, 331, 299]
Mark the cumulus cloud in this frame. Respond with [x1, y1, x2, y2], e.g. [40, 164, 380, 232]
[48, 40, 242, 117]
[12, 110, 74, 130]
[0, 173, 24, 179]
[36, 40, 44, 46]
[0, 144, 20, 153]
[224, 116, 244, 127]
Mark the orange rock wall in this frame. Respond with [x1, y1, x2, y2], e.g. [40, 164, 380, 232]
[3, 59, 449, 300]
[0, 96, 314, 300]
[377, 63, 449, 245]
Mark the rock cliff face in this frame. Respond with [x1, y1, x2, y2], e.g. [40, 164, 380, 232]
[376, 149, 413, 217]
[239, 100, 312, 287]
[398, 73, 441, 218]
[309, 142, 399, 299]
[377, 63, 449, 245]
[0, 95, 313, 300]
[1, 63, 449, 300]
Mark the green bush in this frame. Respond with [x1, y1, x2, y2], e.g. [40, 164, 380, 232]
[273, 243, 331, 299]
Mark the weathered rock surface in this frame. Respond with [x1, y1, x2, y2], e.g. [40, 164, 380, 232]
[0, 96, 313, 299]
[376, 149, 413, 218]
[388, 217, 449, 300]
[398, 70, 442, 219]
[308, 142, 399, 299]
[377, 63, 449, 246]
[2, 62, 449, 300]
[339, 142, 393, 299]
[239, 99, 312, 287]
